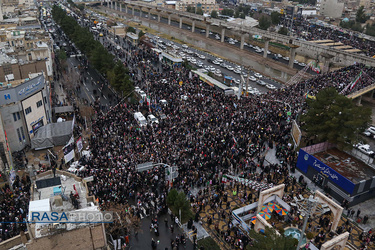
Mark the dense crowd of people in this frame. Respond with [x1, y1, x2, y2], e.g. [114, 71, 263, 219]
[3, 7, 375, 248]
[281, 16, 375, 57]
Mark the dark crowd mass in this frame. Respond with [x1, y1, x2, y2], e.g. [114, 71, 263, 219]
[2, 9, 375, 249]
[281, 16, 375, 57]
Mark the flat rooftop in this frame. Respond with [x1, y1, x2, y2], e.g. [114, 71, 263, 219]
[313, 148, 375, 184]
[31, 173, 97, 238]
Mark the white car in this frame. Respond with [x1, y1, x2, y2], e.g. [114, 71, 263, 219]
[283, 56, 289, 61]
[241, 72, 248, 78]
[256, 80, 266, 86]
[358, 144, 374, 156]
[248, 76, 256, 82]
[254, 73, 263, 78]
[229, 41, 235, 45]
[266, 84, 277, 90]
[214, 72, 222, 77]
[227, 66, 234, 71]
[233, 69, 241, 74]
[367, 126, 375, 135]
[212, 60, 220, 65]
[216, 58, 223, 63]
[198, 54, 206, 60]
[298, 62, 307, 67]
[215, 35, 220, 40]
[234, 79, 240, 85]
[363, 130, 371, 137]
[215, 69, 222, 74]
[182, 44, 188, 49]
[267, 51, 271, 55]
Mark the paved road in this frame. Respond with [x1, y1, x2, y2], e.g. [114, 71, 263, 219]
[111, 3, 317, 75]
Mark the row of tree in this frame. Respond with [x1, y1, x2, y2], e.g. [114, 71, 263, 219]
[52, 5, 133, 95]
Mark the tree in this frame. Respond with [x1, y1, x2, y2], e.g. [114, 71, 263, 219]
[221, 8, 234, 17]
[138, 30, 145, 39]
[196, 7, 204, 15]
[301, 87, 371, 150]
[365, 23, 375, 36]
[247, 227, 298, 250]
[167, 189, 178, 207]
[271, 11, 281, 25]
[278, 26, 288, 35]
[258, 16, 271, 30]
[211, 10, 218, 18]
[127, 26, 136, 33]
[356, 6, 368, 23]
[167, 189, 192, 223]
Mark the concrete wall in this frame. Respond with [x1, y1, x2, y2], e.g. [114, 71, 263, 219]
[122, 1, 375, 68]
[26, 225, 106, 250]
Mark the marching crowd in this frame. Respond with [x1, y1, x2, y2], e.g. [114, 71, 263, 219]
[2, 11, 375, 249]
[281, 16, 375, 57]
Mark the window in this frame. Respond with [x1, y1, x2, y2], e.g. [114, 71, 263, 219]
[20, 127, 25, 140]
[25, 107, 32, 115]
[16, 128, 22, 142]
[37, 100, 42, 108]
[13, 112, 21, 122]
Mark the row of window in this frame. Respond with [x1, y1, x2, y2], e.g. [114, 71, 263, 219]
[24, 100, 43, 116]
[16, 127, 26, 143]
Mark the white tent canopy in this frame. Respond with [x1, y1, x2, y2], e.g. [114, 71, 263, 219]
[28, 199, 51, 221]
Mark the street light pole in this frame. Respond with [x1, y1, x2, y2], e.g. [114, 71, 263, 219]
[296, 196, 321, 250]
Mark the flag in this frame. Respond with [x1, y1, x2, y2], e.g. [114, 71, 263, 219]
[350, 71, 362, 90]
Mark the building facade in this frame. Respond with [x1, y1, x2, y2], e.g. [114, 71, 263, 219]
[320, 0, 345, 18]
[176, 0, 219, 13]
[0, 74, 52, 152]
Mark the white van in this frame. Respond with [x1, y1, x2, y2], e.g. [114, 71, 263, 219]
[147, 114, 159, 124]
[134, 112, 147, 127]
[159, 99, 167, 106]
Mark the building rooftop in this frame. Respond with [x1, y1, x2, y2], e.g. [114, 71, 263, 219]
[313, 148, 375, 184]
[30, 172, 98, 238]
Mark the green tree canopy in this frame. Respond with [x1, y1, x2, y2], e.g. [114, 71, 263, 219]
[247, 227, 298, 250]
[167, 189, 193, 223]
[271, 11, 281, 25]
[211, 10, 218, 18]
[258, 16, 271, 30]
[127, 26, 136, 33]
[356, 6, 368, 23]
[301, 87, 371, 150]
[221, 8, 234, 17]
[278, 26, 288, 35]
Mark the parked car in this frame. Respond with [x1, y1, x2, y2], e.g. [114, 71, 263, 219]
[358, 144, 374, 156]
[248, 76, 256, 82]
[266, 84, 277, 90]
[254, 73, 263, 78]
[256, 80, 266, 86]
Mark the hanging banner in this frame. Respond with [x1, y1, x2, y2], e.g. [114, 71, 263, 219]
[63, 136, 75, 163]
[76, 137, 83, 152]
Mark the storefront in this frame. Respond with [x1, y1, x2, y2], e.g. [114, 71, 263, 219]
[297, 142, 375, 205]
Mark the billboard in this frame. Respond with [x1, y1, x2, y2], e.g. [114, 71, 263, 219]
[291, 120, 302, 148]
[0, 75, 45, 106]
[297, 149, 355, 194]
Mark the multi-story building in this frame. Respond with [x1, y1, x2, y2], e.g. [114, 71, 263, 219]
[0, 27, 53, 81]
[0, 73, 52, 153]
[176, 0, 219, 13]
[320, 0, 345, 18]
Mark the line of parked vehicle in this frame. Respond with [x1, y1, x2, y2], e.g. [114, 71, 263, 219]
[149, 37, 278, 91]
